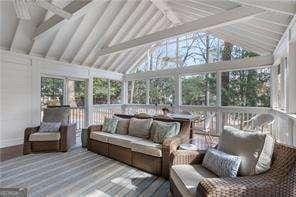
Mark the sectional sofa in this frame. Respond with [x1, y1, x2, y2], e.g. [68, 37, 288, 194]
[87, 114, 191, 178]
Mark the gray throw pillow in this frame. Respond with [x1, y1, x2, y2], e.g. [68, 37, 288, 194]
[39, 122, 61, 132]
[102, 118, 118, 134]
[128, 118, 153, 139]
[115, 117, 130, 135]
[218, 126, 274, 176]
[202, 148, 241, 177]
[150, 121, 181, 143]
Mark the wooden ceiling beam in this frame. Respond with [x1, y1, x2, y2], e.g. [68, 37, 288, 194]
[150, 0, 181, 25]
[34, 0, 92, 40]
[93, 6, 265, 57]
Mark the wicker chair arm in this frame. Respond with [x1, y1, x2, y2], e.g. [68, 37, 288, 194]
[88, 125, 102, 133]
[170, 150, 204, 166]
[197, 176, 276, 197]
[24, 126, 39, 140]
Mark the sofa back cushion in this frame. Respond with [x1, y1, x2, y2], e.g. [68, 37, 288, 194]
[202, 148, 241, 177]
[128, 118, 153, 139]
[115, 117, 130, 135]
[102, 118, 118, 134]
[39, 122, 61, 132]
[218, 126, 274, 176]
[150, 121, 181, 143]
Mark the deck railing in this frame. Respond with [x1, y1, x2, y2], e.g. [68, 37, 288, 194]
[89, 104, 295, 146]
[69, 107, 86, 131]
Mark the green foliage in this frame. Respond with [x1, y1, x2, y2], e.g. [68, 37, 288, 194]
[41, 77, 64, 106]
[128, 80, 146, 104]
[182, 74, 216, 106]
[110, 80, 122, 104]
[93, 78, 108, 104]
[222, 51, 270, 107]
[149, 78, 175, 105]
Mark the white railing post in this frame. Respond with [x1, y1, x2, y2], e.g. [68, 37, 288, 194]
[216, 71, 223, 133]
[175, 74, 182, 113]
[86, 76, 93, 127]
[121, 80, 128, 113]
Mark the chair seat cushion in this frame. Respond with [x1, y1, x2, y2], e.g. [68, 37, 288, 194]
[29, 132, 61, 141]
[108, 134, 141, 148]
[170, 164, 217, 197]
[132, 140, 162, 157]
[90, 132, 114, 143]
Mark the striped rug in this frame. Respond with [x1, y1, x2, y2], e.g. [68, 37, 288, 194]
[0, 148, 169, 197]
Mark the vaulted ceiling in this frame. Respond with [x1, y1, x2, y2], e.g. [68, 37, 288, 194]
[0, 0, 295, 74]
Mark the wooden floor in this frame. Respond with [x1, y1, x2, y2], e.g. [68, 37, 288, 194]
[0, 148, 169, 197]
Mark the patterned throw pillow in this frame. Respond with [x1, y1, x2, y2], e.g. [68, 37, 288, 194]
[115, 117, 130, 135]
[202, 148, 241, 177]
[150, 121, 181, 144]
[102, 118, 118, 134]
[128, 118, 153, 139]
[39, 122, 61, 132]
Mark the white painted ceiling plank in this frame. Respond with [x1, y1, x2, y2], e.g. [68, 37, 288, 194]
[99, 3, 158, 70]
[72, 0, 127, 65]
[108, 1, 152, 47]
[112, 16, 167, 72]
[236, 23, 283, 40]
[151, 0, 181, 24]
[94, 6, 265, 57]
[59, 1, 109, 62]
[245, 19, 287, 35]
[83, 0, 140, 67]
[13, 0, 31, 20]
[230, 0, 296, 15]
[213, 30, 273, 53]
[45, 16, 84, 60]
[126, 52, 148, 74]
[36, 0, 72, 19]
[106, 10, 164, 71]
[34, 0, 92, 39]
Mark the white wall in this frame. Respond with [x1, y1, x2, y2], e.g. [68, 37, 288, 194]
[0, 50, 123, 148]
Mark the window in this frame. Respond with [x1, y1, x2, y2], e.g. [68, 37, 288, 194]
[93, 78, 108, 104]
[149, 78, 175, 105]
[222, 68, 271, 107]
[41, 77, 64, 108]
[110, 80, 122, 104]
[128, 80, 146, 104]
[182, 73, 216, 106]
[67, 80, 86, 107]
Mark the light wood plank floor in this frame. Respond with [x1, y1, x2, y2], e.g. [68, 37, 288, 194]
[0, 148, 169, 197]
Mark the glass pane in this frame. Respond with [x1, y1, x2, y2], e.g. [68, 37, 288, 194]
[110, 80, 122, 104]
[93, 78, 108, 104]
[67, 80, 87, 108]
[41, 77, 64, 108]
[128, 80, 146, 104]
[149, 78, 175, 105]
[182, 73, 216, 106]
[221, 68, 271, 107]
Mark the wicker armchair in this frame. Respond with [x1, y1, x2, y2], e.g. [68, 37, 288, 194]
[170, 143, 296, 197]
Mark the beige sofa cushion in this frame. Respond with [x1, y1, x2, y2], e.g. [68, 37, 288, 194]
[90, 132, 114, 143]
[132, 140, 162, 157]
[218, 126, 275, 176]
[128, 118, 153, 139]
[115, 117, 130, 135]
[170, 165, 217, 197]
[29, 132, 61, 141]
[108, 134, 140, 148]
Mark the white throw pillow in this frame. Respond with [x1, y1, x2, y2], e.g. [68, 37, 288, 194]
[218, 126, 274, 176]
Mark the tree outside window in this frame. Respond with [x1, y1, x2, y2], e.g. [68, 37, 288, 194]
[149, 78, 176, 105]
[93, 78, 108, 104]
[182, 73, 216, 106]
[41, 77, 64, 108]
[110, 80, 122, 104]
[128, 80, 146, 104]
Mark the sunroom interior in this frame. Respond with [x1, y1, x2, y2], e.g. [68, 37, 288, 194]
[0, 0, 296, 196]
